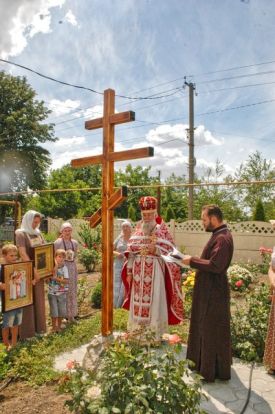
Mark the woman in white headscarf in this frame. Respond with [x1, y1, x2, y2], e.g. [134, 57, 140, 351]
[54, 222, 78, 322]
[113, 221, 132, 308]
[15, 210, 46, 339]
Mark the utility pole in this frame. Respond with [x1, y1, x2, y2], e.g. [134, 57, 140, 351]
[184, 81, 196, 220]
[157, 170, 161, 215]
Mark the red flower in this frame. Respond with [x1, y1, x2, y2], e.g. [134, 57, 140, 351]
[66, 360, 76, 370]
[83, 243, 87, 248]
[168, 334, 182, 344]
[155, 215, 162, 225]
[235, 280, 243, 288]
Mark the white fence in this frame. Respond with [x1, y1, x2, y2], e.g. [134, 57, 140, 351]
[47, 218, 274, 264]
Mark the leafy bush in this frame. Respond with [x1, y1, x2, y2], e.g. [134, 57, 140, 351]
[259, 252, 271, 274]
[0, 343, 10, 380]
[41, 231, 58, 243]
[78, 248, 101, 272]
[228, 264, 254, 292]
[62, 336, 205, 414]
[78, 223, 101, 250]
[78, 223, 102, 272]
[231, 284, 270, 361]
[91, 281, 102, 309]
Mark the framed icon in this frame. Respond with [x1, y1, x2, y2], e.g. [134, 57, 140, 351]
[1, 261, 33, 311]
[34, 243, 54, 279]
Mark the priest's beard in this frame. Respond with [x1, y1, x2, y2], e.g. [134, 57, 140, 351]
[142, 220, 156, 236]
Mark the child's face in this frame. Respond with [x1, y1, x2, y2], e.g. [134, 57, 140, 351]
[55, 254, 65, 266]
[4, 251, 18, 264]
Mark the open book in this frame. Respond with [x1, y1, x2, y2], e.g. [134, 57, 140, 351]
[161, 247, 189, 267]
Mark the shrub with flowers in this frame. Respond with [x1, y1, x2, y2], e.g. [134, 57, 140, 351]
[61, 334, 205, 413]
[227, 264, 254, 292]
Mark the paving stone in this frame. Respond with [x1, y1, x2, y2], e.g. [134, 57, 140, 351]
[204, 386, 238, 403]
[253, 401, 275, 413]
[262, 389, 275, 402]
[225, 399, 255, 412]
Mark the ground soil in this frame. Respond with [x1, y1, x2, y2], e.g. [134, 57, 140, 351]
[0, 381, 70, 414]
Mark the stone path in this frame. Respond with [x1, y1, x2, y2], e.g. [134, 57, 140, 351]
[54, 342, 275, 414]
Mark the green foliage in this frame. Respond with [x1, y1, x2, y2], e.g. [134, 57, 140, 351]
[78, 223, 102, 272]
[79, 248, 101, 272]
[78, 223, 101, 250]
[127, 203, 137, 222]
[41, 231, 59, 243]
[231, 284, 271, 362]
[0, 343, 10, 380]
[0, 72, 56, 192]
[234, 151, 275, 220]
[25, 164, 102, 219]
[253, 199, 266, 221]
[62, 337, 204, 414]
[259, 253, 271, 274]
[1, 313, 101, 385]
[91, 281, 102, 308]
[115, 165, 158, 219]
[164, 205, 175, 222]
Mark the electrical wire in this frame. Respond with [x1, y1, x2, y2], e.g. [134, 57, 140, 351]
[0, 58, 183, 101]
[0, 180, 274, 197]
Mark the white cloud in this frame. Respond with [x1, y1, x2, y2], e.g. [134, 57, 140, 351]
[64, 10, 78, 26]
[0, 0, 66, 58]
[82, 105, 103, 119]
[53, 136, 86, 148]
[49, 99, 81, 116]
[50, 145, 102, 169]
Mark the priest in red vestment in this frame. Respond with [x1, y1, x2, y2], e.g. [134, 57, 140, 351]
[122, 196, 183, 340]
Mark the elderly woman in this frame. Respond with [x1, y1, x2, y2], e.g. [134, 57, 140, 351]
[15, 210, 46, 339]
[113, 221, 132, 308]
[54, 222, 78, 322]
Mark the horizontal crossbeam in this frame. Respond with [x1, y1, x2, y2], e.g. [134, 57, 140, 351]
[85, 111, 135, 130]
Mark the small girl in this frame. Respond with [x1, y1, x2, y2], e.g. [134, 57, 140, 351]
[48, 249, 69, 333]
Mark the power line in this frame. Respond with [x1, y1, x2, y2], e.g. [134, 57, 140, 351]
[196, 69, 275, 85]
[0, 58, 183, 101]
[0, 179, 274, 197]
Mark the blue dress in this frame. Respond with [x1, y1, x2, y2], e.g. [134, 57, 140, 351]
[113, 236, 127, 308]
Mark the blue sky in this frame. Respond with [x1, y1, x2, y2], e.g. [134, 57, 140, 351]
[0, 0, 275, 179]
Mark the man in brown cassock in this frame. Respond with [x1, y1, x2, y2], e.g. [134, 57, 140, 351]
[182, 205, 234, 382]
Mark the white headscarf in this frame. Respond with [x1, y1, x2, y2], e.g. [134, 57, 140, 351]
[60, 222, 73, 232]
[16, 210, 42, 235]
[121, 220, 132, 229]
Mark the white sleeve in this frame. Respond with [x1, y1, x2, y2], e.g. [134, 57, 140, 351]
[64, 266, 69, 279]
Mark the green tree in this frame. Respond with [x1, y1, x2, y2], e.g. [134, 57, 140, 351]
[233, 151, 275, 219]
[164, 205, 176, 222]
[127, 203, 137, 222]
[115, 165, 157, 219]
[253, 199, 266, 221]
[162, 174, 188, 221]
[0, 72, 56, 192]
[192, 161, 245, 221]
[26, 165, 102, 219]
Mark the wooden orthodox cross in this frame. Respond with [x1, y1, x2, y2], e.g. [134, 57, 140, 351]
[71, 89, 154, 336]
